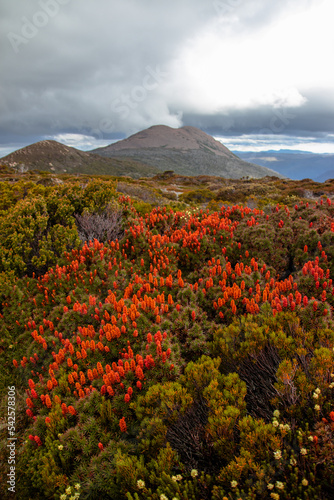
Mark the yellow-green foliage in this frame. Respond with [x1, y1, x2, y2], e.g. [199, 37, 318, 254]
[179, 188, 215, 204]
[0, 178, 118, 277]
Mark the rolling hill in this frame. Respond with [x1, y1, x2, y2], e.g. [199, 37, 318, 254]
[0, 140, 160, 178]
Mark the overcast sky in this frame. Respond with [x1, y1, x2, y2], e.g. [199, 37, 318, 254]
[1, 0, 334, 157]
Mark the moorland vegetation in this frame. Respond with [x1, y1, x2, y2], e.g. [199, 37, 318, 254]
[0, 169, 333, 499]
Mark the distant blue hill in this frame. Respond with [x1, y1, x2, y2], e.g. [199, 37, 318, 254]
[234, 151, 334, 182]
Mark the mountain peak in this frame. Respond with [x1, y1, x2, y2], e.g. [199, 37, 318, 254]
[92, 124, 234, 158]
[90, 125, 284, 179]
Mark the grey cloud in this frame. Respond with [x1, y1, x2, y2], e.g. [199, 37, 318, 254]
[1, 0, 216, 139]
[0, 0, 332, 153]
[180, 88, 334, 139]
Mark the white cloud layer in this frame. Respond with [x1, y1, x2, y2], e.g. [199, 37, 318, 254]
[167, 0, 334, 113]
[217, 134, 334, 154]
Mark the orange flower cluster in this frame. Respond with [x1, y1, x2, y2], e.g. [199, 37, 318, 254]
[119, 417, 127, 433]
[13, 200, 334, 443]
[201, 248, 333, 319]
[28, 435, 42, 446]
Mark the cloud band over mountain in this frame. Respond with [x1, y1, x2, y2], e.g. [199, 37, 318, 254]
[1, 0, 333, 155]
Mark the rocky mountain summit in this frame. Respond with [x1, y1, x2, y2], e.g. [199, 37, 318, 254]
[90, 125, 285, 179]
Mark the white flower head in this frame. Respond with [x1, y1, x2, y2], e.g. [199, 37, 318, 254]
[231, 480, 238, 488]
[137, 480, 145, 489]
[267, 483, 274, 490]
[273, 410, 280, 418]
[276, 481, 284, 490]
[58, 444, 64, 450]
[300, 448, 307, 455]
[191, 469, 198, 478]
[274, 450, 282, 460]
[314, 404, 321, 411]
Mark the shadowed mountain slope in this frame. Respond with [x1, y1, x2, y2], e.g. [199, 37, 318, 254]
[90, 125, 285, 179]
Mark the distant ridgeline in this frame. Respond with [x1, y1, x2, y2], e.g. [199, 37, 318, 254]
[1, 125, 285, 179]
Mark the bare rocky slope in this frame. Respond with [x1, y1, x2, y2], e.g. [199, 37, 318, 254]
[90, 125, 285, 179]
